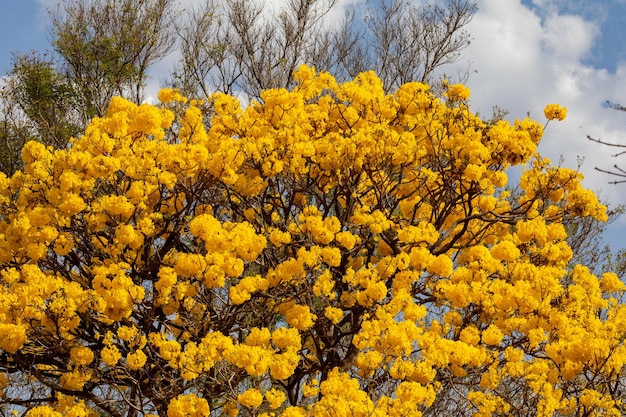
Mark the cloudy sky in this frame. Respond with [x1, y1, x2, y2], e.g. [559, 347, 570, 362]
[1, 0, 626, 248]
[458, 0, 626, 247]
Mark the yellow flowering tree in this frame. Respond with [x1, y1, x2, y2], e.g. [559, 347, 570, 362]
[0, 66, 624, 417]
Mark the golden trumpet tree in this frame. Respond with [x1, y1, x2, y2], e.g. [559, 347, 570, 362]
[0, 67, 624, 417]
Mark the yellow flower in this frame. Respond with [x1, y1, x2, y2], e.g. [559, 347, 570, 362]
[395, 381, 436, 405]
[446, 84, 471, 101]
[283, 304, 316, 331]
[53, 233, 74, 256]
[335, 231, 358, 250]
[269, 350, 299, 379]
[224, 402, 239, 417]
[324, 306, 344, 324]
[69, 346, 94, 366]
[126, 349, 147, 370]
[313, 269, 335, 298]
[301, 379, 319, 398]
[543, 103, 567, 121]
[600, 272, 625, 292]
[117, 325, 139, 342]
[167, 394, 210, 417]
[409, 247, 435, 270]
[60, 369, 92, 391]
[0, 324, 27, 354]
[355, 350, 383, 377]
[21, 141, 51, 164]
[272, 327, 302, 351]
[101, 345, 122, 366]
[279, 407, 307, 417]
[427, 255, 453, 277]
[265, 388, 286, 409]
[269, 228, 292, 247]
[158, 88, 188, 104]
[245, 327, 271, 347]
[459, 326, 480, 346]
[25, 406, 63, 417]
[482, 325, 504, 346]
[491, 240, 520, 262]
[238, 388, 263, 409]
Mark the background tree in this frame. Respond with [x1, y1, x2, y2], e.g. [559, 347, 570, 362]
[330, 0, 476, 88]
[0, 0, 176, 175]
[3, 52, 82, 149]
[49, 0, 177, 119]
[588, 101, 626, 183]
[0, 66, 624, 417]
[0, 91, 35, 176]
[171, 0, 476, 100]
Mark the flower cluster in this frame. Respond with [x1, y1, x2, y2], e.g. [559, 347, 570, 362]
[544, 103, 568, 121]
[0, 66, 621, 417]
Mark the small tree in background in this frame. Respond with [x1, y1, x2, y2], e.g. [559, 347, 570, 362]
[49, 0, 177, 119]
[3, 52, 83, 148]
[0, 0, 177, 175]
[0, 89, 35, 176]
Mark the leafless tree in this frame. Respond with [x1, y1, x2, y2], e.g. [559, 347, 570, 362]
[588, 101, 626, 184]
[172, 0, 477, 101]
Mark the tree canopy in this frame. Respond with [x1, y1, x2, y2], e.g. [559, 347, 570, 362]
[0, 0, 476, 176]
[0, 66, 624, 417]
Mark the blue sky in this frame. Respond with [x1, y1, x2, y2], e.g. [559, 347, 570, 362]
[521, 0, 626, 72]
[1, 0, 626, 249]
[0, 0, 47, 74]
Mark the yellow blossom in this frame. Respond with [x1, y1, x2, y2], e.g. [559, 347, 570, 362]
[481, 325, 504, 346]
[265, 388, 286, 409]
[167, 394, 210, 417]
[101, 345, 122, 366]
[544, 104, 567, 121]
[126, 349, 147, 370]
[324, 306, 344, 324]
[283, 303, 316, 331]
[238, 388, 264, 409]
[0, 324, 27, 354]
[69, 346, 94, 366]
[446, 83, 471, 101]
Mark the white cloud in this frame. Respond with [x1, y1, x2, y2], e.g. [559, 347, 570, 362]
[542, 13, 599, 62]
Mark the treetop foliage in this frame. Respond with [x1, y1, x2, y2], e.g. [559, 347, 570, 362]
[0, 0, 476, 176]
[1, 0, 626, 416]
[0, 65, 624, 416]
